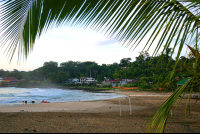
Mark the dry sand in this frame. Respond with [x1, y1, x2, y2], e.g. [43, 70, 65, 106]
[0, 90, 199, 133]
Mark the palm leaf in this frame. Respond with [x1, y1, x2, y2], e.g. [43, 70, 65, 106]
[146, 78, 191, 133]
[146, 43, 200, 133]
[186, 44, 200, 62]
[0, 0, 199, 63]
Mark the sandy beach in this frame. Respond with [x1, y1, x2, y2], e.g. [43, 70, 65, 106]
[0, 90, 199, 133]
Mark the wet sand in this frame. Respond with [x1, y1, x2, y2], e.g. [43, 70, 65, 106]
[0, 90, 199, 133]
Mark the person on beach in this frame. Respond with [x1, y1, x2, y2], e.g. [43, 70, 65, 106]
[42, 100, 47, 103]
[42, 100, 50, 103]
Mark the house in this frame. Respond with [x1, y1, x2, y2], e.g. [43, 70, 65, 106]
[101, 81, 111, 86]
[79, 77, 96, 84]
[0, 77, 2, 85]
[126, 79, 137, 84]
[108, 79, 122, 87]
[108, 79, 137, 87]
[0, 77, 21, 86]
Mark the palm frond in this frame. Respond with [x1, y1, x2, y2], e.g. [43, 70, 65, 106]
[146, 78, 191, 133]
[146, 42, 200, 133]
[0, 0, 199, 63]
[186, 44, 200, 61]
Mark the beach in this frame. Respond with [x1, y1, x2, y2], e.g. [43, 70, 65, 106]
[0, 90, 199, 133]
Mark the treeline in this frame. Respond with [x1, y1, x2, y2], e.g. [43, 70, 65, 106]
[0, 49, 195, 90]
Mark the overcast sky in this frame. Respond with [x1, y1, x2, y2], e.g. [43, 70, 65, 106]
[0, 26, 141, 71]
[0, 25, 190, 72]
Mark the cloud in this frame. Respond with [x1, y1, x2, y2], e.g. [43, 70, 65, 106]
[95, 39, 118, 46]
[50, 56, 66, 60]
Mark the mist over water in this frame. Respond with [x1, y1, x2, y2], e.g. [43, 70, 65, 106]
[0, 87, 124, 107]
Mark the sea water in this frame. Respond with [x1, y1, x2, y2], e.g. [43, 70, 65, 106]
[0, 87, 125, 107]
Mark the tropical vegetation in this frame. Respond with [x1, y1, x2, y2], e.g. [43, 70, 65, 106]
[0, 50, 193, 90]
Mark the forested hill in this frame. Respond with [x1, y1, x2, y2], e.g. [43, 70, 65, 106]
[0, 50, 194, 90]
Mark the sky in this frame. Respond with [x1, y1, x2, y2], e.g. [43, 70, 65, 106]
[0, 26, 142, 71]
[0, 24, 191, 72]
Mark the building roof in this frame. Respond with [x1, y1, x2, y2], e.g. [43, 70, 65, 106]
[108, 79, 121, 82]
[1, 77, 18, 80]
[177, 78, 190, 85]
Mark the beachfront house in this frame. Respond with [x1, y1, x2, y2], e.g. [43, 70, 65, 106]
[0, 77, 2, 85]
[101, 80, 111, 86]
[108, 79, 122, 87]
[126, 79, 138, 84]
[108, 79, 137, 87]
[79, 77, 96, 84]
[0, 77, 20, 86]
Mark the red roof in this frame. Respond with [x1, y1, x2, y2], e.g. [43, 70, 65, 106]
[108, 79, 121, 82]
[1, 77, 18, 80]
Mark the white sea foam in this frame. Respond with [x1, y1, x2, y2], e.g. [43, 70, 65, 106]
[0, 87, 124, 107]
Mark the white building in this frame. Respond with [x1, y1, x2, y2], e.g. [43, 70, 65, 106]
[79, 77, 96, 84]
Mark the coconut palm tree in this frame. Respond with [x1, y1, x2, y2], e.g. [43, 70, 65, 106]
[0, 0, 199, 133]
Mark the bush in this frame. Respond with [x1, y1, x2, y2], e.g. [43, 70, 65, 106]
[116, 83, 118, 87]
[123, 84, 135, 87]
[65, 83, 77, 86]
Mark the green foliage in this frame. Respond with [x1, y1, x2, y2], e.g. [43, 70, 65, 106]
[64, 83, 77, 86]
[41, 79, 52, 86]
[115, 83, 118, 87]
[123, 84, 135, 87]
[0, 54, 196, 93]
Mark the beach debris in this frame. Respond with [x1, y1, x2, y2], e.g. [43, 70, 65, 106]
[25, 128, 28, 130]
[34, 129, 36, 132]
[70, 115, 72, 117]
[59, 116, 61, 117]
[20, 110, 24, 112]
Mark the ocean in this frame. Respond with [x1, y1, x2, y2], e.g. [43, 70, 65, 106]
[0, 87, 125, 107]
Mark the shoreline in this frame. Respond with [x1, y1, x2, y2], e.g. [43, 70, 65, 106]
[0, 90, 172, 113]
[0, 87, 126, 109]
